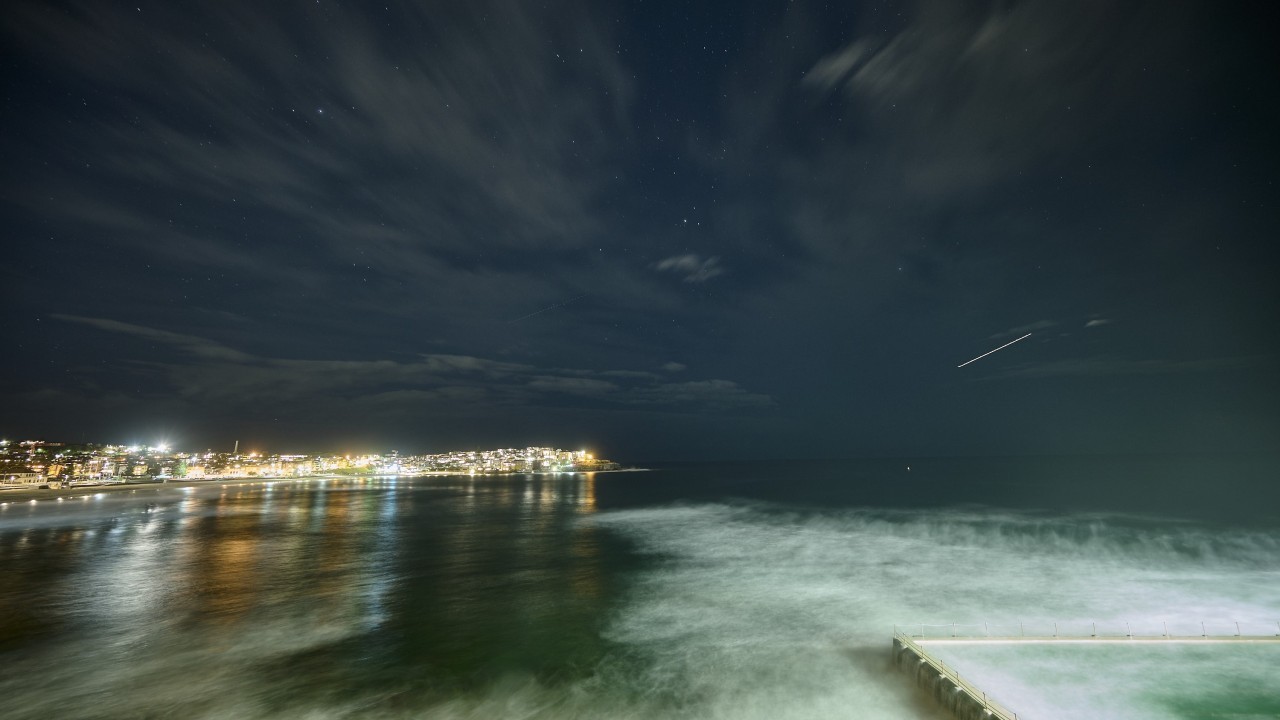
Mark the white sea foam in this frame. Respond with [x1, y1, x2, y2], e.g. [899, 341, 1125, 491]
[2, 498, 1276, 719]
[589, 503, 1280, 719]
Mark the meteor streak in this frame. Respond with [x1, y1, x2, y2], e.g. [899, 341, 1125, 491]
[957, 333, 1032, 368]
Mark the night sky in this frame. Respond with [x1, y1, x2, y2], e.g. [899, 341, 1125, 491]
[2, 1, 1277, 460]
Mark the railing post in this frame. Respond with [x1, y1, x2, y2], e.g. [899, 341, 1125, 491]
[1163, 621, 1168, 638]
[1236, 621, 1241, 637]
[1053, 622, 1057, 638]
[1201, 621, 1206, 638]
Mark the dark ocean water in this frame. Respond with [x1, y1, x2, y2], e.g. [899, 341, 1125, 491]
[1, 455, 1277, 719]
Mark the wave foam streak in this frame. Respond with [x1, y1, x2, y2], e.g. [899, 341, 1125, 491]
[3, 488, 1276, 719]
[591, 504, 1280, 719]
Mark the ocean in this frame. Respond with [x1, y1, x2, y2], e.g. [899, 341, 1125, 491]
[1, 455, 1277, 719]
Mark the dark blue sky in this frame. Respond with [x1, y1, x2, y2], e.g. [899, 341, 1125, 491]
[2, 0, 1277, 460]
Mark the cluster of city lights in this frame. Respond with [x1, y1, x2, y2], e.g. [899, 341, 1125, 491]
[2, 439, 615, 488]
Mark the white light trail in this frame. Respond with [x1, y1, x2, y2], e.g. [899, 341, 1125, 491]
[957, 333, 1032, 368]
[508, 294, 585, 324]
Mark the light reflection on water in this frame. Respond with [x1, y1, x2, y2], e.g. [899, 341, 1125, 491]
[1, 459, 1278, 720]
[0, 474, 617, 719]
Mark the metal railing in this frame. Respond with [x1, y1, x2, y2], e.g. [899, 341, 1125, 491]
[895, 619, 1280, 641]
[894, 632, 1022, 720]
[893, 620, 1280, 720]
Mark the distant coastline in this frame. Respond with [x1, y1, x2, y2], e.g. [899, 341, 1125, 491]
[1, 442, 631, 492]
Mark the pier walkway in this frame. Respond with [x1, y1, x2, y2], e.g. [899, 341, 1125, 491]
[892, 622, 1280, 720]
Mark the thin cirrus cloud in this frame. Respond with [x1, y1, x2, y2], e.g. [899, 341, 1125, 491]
[50, 315, 772, 412]
[653, 254, 725, 283]
[990, 320, 1057, 339]
[984, 355, 1262, 379]
[799, 1, 1193, 199]
[6, 1, 629, 275]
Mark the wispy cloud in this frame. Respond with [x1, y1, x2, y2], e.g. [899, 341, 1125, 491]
[800, 1, 1191, 201]
[627, 379, 772, 410]
[1085, 318, 1112, 328]
[654, 254, 725, 283]
[53, 315, 773, 413]
[990, 320, 1056, 339]
[4, 1, 631, 278]
[987, 355, 1262, 379]
[52, 314, 253, 363]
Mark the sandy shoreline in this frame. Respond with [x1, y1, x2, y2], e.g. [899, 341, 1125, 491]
[0, 468, 647, 504]
[0, 476, 315, 504]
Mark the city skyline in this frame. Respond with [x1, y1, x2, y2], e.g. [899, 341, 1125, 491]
[2, 436, 617, 486]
